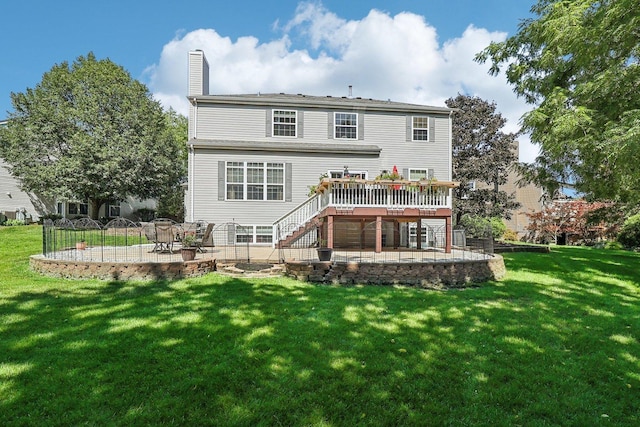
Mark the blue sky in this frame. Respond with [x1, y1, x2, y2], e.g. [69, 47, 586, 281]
[0, 0, 537, 159]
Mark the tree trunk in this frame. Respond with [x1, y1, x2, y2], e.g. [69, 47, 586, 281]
[89, 199, 105, 220]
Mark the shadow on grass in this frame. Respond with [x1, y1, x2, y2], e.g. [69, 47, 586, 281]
[1, 247, 639, 425]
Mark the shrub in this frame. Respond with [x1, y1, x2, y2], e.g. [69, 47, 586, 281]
[459, 215, 506, 239]
[617, 213, 640, 248]
[605, 240, 624, 250]
[4, 219, 26, 226]
[502, 229, 519, 242]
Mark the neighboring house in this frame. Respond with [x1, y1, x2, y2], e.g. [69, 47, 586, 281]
[470, 141, 546, 239]
[1, 119, 156, 222]
[185, 50, 457, 251]
[1, 119, 53, 222]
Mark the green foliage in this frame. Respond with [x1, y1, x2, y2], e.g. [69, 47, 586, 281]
[156, 108, 188, 221]
[2, 219, 26, 226]
[604, 240, 624, 250]
[131, 208, 156, 222]
[2, 227, 640, 425]
[181, 233, 196, 247]
[459, 214, 506, 239]
[0, 53, 185, 219]
[476, 0, 640, 206]
[445, 95, 520, 223]
[617, 213, 640, 248]
[502, 229, 520, 242]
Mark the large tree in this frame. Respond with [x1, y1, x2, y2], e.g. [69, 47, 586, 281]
[476, 0, 640, 206]
[446, 94, 520, 224]
[0, 53, 184, 219]
[156, 108, 188, 221]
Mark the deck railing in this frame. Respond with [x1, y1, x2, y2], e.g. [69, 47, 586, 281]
[273, 179, 456, 245]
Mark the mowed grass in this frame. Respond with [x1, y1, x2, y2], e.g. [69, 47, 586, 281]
[1, 226, 639, 426]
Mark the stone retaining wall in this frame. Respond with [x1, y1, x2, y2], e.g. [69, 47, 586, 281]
[30, 255, 216, 281]
[285, 255, 505, 289]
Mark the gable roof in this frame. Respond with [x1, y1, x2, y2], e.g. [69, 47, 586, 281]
[188, 93, 452, 115]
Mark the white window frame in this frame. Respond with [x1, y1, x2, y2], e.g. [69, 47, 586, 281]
[460, 181, 476, 200]
[226, 162, 285, 201]
[334, 112, 358, 139]
[408, 168, 432, 181]
[235, 225, 273, 245]
[328, 169, 368, 179]
[412, 116, 429, 141]
[272, 109, 297, 137]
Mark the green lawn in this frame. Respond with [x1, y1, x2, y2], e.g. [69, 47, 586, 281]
[1, 225, 639, 426]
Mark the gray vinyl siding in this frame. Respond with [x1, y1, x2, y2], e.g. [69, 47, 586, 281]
[188, 51, 208, 97]
[190, 148, 380, 225]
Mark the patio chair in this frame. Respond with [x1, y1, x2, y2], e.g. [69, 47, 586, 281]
[140, 222, 159, 251]
[154, 222, 175, 253]
[194, 223, 215, 253]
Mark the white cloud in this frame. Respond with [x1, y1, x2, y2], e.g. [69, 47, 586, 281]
[146, 3, 537, 162]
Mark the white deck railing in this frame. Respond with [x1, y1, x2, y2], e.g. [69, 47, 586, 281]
[273, 179, 455, 244]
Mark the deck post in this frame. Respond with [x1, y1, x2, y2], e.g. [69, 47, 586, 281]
[445, 215, 452, 253]
[375, 216, 382, 253]
[327, 215, 334, 248]
[416, 219, 422, 250]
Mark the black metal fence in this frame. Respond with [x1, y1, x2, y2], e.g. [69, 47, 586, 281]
[276, 221, 495, 263]
[41, 218, 250, 263]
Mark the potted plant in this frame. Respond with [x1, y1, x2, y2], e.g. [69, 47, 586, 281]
[181, 234, 197, 261]
[76, 240, 87, 250]
[316, 239, 333, 261]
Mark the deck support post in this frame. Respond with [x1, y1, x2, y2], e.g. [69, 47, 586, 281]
[416, 219, 422, 250]
[445, 215, 452, 253]
[327, 215, 334, 248]
[375, 216, 382, 253]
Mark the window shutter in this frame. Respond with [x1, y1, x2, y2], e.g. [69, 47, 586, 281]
[297, 110, 304, 138]
[402, 168, 409, 180]
[406, 116, 412, 142]
[428, 168, 434, 179]
[218, 161, 225, 201]
[429, 117, 435, 142]
[266, 110, 272, 137]
[285, 163, 293, 202]
[358, 112, 364, 140]
[327, 112, 334, 139]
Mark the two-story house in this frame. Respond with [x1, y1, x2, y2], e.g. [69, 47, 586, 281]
[185, 50, 457, 252]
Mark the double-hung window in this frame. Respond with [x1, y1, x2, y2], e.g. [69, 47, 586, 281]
[412, 116, 429, 141]
[273, 110, 296, 137]
[226, 162, 284, 201]
[335, 112, 357, 139]
[408, 168, 434, 181]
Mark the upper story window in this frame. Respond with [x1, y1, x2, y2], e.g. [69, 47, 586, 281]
[412, 116, 429, 141]
[226, 162, 284, 201]
[273, 110, 296, 137]
[335, 112, 358, 139]
[408, 168, 434, 181]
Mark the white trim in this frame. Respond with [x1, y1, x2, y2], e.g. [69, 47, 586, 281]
[272, 109, 297, 137]
[411, 116, 429, 141]
[225, 161, 285, 201]
[334, 112, 358, 139]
